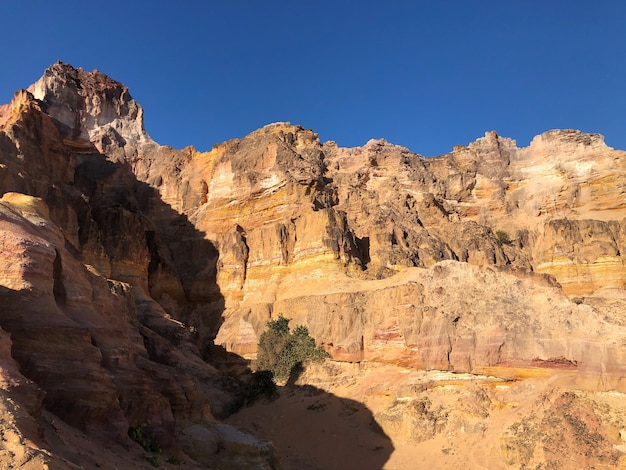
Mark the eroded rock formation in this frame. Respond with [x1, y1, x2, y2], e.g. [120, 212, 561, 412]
[1, 61, 626, 468]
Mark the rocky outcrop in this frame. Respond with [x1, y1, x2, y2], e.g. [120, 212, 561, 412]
[26, 62, 154, 159]
[0, 192, 255, 463]
[6, 62, 626, 380]
[291, 362, 626, 469]
[218, 260, 626, 391]
[0, 64, 274, 467]
[2, 62, 626, 468]
[190, 125, 626, 378]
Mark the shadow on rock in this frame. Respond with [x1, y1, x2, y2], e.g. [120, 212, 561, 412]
[0, 68, 392, 468]
[0, 103, 236, 454]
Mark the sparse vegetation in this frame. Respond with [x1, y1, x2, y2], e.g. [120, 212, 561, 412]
[128, 424, 162, 466]
[147, 454, 160, 467]
[495, 229, 511, 246]
[256, 315, 330, 382]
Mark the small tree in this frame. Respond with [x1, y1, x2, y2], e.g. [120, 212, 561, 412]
[257, 316, 292, 379]
[256, 316, 330, 381]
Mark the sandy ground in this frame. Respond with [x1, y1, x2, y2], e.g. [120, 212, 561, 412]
[224, 381, 490, 470]
[3, 361, 626, 469]
[225, 363, 626, 470]
[226, 383, 393, 470]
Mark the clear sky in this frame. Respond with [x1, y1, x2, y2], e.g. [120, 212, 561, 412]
[2, 1, 625, 156]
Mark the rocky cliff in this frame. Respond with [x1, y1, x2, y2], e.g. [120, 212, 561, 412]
[1, 62, 626, 468]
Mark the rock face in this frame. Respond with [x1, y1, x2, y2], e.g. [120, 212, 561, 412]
[27, 63, 153, 157]
[192, 126, 626, 387]
[0, 64, 269, 468]
[1, 62, 626, 468]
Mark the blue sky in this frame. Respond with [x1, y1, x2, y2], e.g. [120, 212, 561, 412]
[2, 1, 625, 156]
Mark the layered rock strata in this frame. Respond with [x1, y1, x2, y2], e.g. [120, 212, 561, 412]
[0, 65, 273, 468]
[5, 62, 626, 384]
[1, 62, 626, 467]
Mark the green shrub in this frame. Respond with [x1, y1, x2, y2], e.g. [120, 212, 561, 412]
[256, 316, 330, 381]
[128, 423, 162, 454]
[147, 454, 160, 467]
[495, 230, 511, 245]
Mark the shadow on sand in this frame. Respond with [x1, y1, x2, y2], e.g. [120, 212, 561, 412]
[226, 366, 394, 470]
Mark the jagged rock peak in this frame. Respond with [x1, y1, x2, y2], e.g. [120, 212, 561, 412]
[243, 121, 320, 145]
[26, 61, 153, 154]
[0, 89, 40, 129]
[528, 128, 609, 150]
[362, 138, 412, 153]
[471, 130, 516, 147]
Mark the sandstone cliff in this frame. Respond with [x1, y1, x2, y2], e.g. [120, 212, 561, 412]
[0, 64, 272, 468]
[1, 62, 626, 468]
